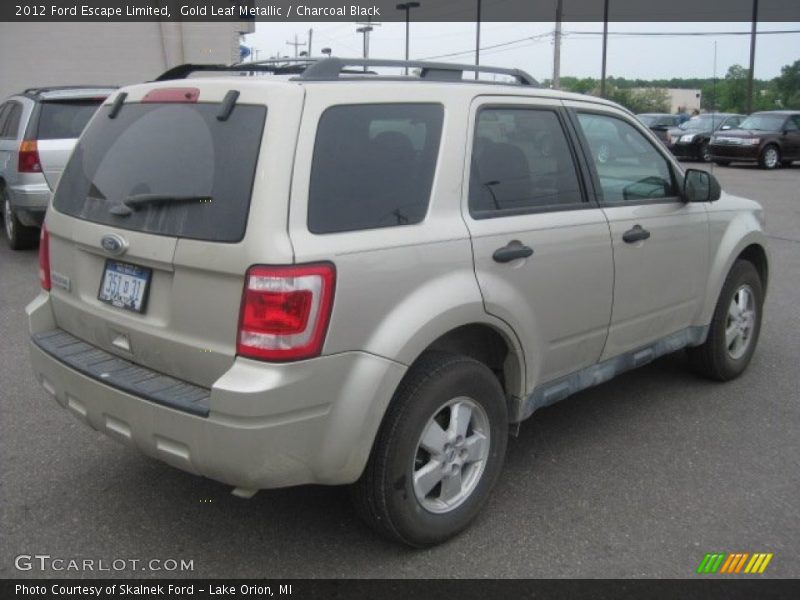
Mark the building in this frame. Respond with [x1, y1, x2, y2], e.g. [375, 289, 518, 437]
[0, 22, 253, 101]
[666, 88, 702, 113]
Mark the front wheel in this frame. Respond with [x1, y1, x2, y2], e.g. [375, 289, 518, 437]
[759, 144, 780, 169]
[351, 352, 508, 547]
[687, 260, 764, 381]
[700, 141, 712, 163]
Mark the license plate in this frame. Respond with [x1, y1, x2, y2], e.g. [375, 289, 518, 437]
[97, 260, 152, 313]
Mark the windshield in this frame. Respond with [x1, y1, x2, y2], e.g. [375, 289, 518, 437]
[53, 102, 266, 242]
[739, 115, 786, 131]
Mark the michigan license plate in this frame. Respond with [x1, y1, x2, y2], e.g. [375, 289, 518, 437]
[97, 260, 152, 313]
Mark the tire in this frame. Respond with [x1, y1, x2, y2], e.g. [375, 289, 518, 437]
[758, 144, 780, 169]
[3, 188, 39, 250]
[687, 260, 764, 381]
[351, 352, 508, 547]
[700, 141, 712, 163]
[713, 160, 731, 167]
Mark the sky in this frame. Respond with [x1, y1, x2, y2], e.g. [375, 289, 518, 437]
[244, 22, 800, 82]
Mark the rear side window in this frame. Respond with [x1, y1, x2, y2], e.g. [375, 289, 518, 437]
[308, 103, 443, 234]
[36, 99, 105, 140]
[469, 107, 583, 216]
[53, 102, 266, 242]
[0, 102, 23, 139]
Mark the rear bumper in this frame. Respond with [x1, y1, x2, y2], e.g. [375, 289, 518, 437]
[26, 292, 406, 490]
[8, 180, 50, 226]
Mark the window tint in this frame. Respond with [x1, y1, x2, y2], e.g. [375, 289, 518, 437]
[36, 99, 105, 140]
[469, 108, 583, 216]
[787, 116, 800, 131]
[53, 103, 266, 242]
[577, 113, 677, 203]
[308, 103, 443, 234]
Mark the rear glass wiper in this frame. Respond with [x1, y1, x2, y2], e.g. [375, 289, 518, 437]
[109, 194, 212, 216]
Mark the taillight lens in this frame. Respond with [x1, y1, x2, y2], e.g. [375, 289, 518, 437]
[38, 226, 51, 290]
[237, 263, 336, 361]
[18, 140, 42, 173]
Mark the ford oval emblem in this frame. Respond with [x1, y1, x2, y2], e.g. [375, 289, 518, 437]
[101, 233, 127, 256]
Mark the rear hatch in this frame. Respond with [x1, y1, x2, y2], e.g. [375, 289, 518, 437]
[30, 89, 116, 190]
[45, 81, 302, 388]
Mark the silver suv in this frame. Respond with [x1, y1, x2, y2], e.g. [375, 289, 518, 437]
[26, 59, 769, 547]
[0, 86, 116, 249]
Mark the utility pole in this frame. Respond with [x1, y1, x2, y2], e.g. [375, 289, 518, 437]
[553, 0, 563, 89]
[286, 34, 306, 58]
[308, 28, 313, 56]
[600, 0, 609, 97]
[747, 0, 759, 114]
[475, 0, 482, 80]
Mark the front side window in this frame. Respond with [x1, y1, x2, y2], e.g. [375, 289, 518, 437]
[468, 107, 583, 216]
[577, 112, 677, 203]
[308, 103, 443, 234]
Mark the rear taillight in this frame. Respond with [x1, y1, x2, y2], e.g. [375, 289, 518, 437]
[18, 140, 42, 173]
[237, 263, 336, 362]
[38, 226, 51, 291]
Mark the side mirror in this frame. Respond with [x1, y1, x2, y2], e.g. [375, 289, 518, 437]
[684, 169, 721, 203]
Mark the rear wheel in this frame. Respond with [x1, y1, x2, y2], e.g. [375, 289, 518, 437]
[688, 260, 764, 381]
[351, 352, 508, 547]
[759, 145, 780, 169]
[3, 188, 39, 250]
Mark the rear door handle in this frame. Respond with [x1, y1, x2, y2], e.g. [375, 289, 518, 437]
[493, 241, 534, 263]
[622, 225, 651, 244]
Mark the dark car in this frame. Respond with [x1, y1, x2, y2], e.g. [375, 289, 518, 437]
[709, 111, 800, 169]
[666, 113, 745, 162]
[636, 113, 682, 143]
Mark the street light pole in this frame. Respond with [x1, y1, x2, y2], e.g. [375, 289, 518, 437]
[600, 0, 609, 97]
[396, 2, 421, 75]
[747, 0, 759, 114]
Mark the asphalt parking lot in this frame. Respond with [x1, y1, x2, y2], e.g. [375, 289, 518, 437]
[1, 163, 798, 579]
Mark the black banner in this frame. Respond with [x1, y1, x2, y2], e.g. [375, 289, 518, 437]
[3, 579, 800, 600]
[1, 0, 800, 23]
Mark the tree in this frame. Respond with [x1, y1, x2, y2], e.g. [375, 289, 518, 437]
[774, 59, 800, 109]
[627, 88, 671, 113]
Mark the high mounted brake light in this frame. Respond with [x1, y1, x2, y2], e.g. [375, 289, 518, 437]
[237, 264, 336, 361]
[142, 87, 200, 103]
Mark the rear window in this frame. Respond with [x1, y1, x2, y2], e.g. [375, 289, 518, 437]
[308, 103, 444, 234]
[36, 99, 106, 140]
[53, 102, 266, 242]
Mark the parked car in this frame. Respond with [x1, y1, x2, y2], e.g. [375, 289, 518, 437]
[636, 113, 682, 143]
[666, 113, 746, 162]
[708, 111, 800, 169]
[27, 58, 769, 547]
[0, 86, 116, 249]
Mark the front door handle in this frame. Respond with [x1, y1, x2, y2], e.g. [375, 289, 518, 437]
[493, 241, 534, 263]
[622, 224, 651, 244]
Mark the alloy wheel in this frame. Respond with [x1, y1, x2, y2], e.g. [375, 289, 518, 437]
[725, 284, 756, 360]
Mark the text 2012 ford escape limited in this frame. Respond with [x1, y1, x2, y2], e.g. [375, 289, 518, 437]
[27, 58, 769, 547]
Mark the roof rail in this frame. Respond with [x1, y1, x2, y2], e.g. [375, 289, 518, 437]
[155, 57, 538, 87]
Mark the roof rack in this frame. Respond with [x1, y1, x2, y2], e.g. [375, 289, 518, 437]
[155, 57, 538, 87]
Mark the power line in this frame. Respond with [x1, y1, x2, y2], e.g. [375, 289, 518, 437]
[566, 29, 800, 37]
